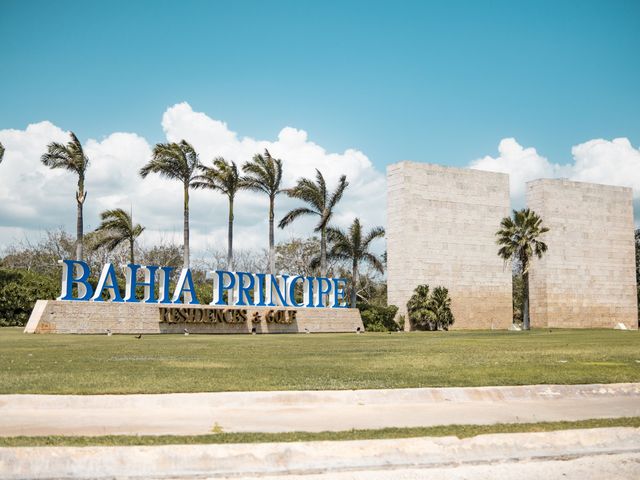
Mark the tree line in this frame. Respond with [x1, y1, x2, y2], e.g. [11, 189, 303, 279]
[34, 133, 385, 308]
[1, 135, 551, 327]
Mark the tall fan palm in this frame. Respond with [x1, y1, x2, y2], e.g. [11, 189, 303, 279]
[140, 140, 199, 268]
[279, 170, 349, 277]
[193, 157, 245, 270]
[41, 132, 89, 261]
[496, 208, 549, 330]
[323, 218, 385, 307]
[94, 208, 145, 264]
[0, 142, 4, 163]
[242, 149, 283, 273]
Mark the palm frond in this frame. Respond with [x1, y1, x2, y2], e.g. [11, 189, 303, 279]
[94, 208, 144, 253]
[242, 150, 283, 197]
[495, 208, 548, 269]
[140, 140, 199, 184]
[278, 207, 318, 229]
[41, 132, 89, 176]
[327, 175, 349, 211]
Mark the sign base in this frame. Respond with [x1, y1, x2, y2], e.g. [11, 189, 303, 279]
[24, 300, 364, 334]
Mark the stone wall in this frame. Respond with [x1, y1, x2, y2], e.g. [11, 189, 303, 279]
[24, 301, 364, 334]
[527, 179, 638, 329]
[387, 161, 512, 330]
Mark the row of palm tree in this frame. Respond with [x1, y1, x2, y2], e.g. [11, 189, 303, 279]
[38, 133, 385, 307]
[0, 142, 4, 163]
[25, 131, 549, 318]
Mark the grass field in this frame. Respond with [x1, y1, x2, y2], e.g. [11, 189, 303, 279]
[1, 418, 639, 447]
[0, 328, 638, 394]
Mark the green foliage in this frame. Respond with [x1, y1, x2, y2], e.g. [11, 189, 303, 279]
[358, 303, 399, 332]
[407, 284, 455, 331]
[0, 269, 58, 326]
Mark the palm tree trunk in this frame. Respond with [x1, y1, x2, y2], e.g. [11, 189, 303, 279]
[351, 259, 358, 308]
[320, 227, 327, 277]
[129, 238, 135, 264]
[75, 179, 85, 262]
[227, 195, 234, 270]
[183, 184, 190, 268]
[76, 199, 83, 261]
[523, 271, 530, 330]
[268, 196, 275, 273]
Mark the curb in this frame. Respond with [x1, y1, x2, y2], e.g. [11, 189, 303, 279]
[2, 427, 639, 479]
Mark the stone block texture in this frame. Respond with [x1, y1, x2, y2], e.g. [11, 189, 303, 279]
[24, 301, 364, 334]
[527, 179, 638, 329]
[387, 161, 512, 330]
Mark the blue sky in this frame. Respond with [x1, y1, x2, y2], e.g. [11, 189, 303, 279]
[2, 0, 638, 169]
[2, 0, 640, 252]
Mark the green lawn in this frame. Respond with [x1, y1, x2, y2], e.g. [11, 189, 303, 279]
[0, 327, 638, 394]
[2, 418, 639, 447]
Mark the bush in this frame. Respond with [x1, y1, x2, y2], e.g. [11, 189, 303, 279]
[0, 269, 59, 326]
[358, 303, 399, 332]
[407, 284, 454, 331]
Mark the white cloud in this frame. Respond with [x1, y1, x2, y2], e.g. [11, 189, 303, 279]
[570, 138, 640, 188]
[0, 103, 387, 256]
[469, 137, 640, 212]
[469, 138, 569, 206]
[4, 104, 637, 260]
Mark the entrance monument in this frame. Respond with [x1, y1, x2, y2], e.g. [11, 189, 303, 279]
[25, 260, 364, 334]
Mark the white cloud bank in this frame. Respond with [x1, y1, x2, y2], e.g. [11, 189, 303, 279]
[0, 103, 386, 255]
[2, 103, 639, 259]
[470, 137, 640, 209]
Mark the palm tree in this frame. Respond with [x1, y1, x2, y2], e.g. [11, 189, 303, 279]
[428, 286, 454, 330]
[406, 284, 454, 331]
[0, 142, 4, 163]
[140, 140, 199, 268]
[496, 208, 549, 330]
[41, 132, 89, 261]
[94, 208, 145, 264]
[193, 157, 244, 270]
[279, 170, 349, 277]
[407, 284, 433, 330]
[242, 149, 283, 273]
[323, 218, 385, 307]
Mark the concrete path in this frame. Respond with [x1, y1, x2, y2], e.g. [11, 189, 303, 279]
[1, 383, 639, 436]
[2, 427, 639, 479]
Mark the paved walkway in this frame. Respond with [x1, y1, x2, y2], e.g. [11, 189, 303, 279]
[1, 383, 639, 436]
[3, 427, 640, 479]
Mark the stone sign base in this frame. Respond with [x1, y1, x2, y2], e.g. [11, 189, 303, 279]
[24, 300, 364, 334]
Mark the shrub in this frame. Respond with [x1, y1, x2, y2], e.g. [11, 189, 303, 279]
[358, 303, 399, 332]
[0, 269, 59, 326]
[407, 284, 454, 331]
